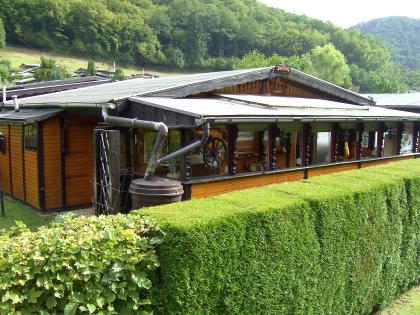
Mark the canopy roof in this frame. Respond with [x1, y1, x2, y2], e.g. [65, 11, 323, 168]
[0, 108, 63, 124]
[129, 95, 420, 124]
[363, 93, 420, 108]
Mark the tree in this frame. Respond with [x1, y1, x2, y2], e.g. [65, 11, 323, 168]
[87, 60, 96, 76]
[233, 50, 312, 73]
[309, 43, 352, 88]
[165, 47, 185, 69]
[0, 17, 5, 48]
[34, 57, 70, 82]
[363, 64, 407, 93]
[186, 15, 208, 66]
[113, 68, 125, 81]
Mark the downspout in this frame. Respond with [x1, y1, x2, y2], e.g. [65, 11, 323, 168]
[101, 106, 210, 180]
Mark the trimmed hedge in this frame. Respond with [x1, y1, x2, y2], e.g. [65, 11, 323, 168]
[139, 159, 420, 314]
[0, 214, 163, 314]
[0, 159, 419, 314]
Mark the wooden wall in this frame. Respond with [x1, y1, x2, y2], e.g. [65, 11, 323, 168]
[64, 116, 99, 207]
[43, 117, 62, 209]
[0, 124, 40, 208]
[191, 169, 305, 198]
[189, 154, 418, 199]
[24, 150, 39, 208]
[10, 125, 24, 201]
[0, 124, 11, 194]
[211, 78, 344, 102]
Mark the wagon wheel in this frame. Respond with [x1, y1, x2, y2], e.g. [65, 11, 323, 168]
[202, 137, 227, 169]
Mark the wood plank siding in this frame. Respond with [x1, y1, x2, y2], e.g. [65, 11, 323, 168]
[24, 150, 39, 208]
[0, 124, 11, 194]
[189, 154, 418, 199]
[64, 117, 99, 207]
[191, 169, 305, 198]
[210, 78, 345, 102]
[10, 125, 24, 201]
[43, 117, 62, 209]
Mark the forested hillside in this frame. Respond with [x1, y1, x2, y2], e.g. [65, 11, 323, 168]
[0, 0, 413, 92]
[353, 16, 420, 69]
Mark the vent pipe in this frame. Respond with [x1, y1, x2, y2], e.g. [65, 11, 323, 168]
[13, 95, 19, 112]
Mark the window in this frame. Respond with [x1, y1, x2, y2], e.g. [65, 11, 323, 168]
[24, 123, 38, 151]
[314, 132, 331, 164]
[400, 123, 413, 154]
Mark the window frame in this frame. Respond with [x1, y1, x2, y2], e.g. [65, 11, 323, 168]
[24, 123, 39, 151]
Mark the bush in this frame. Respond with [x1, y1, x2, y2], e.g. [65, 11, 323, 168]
[0, 214, 163, 314]
[139, 158, 420, 314]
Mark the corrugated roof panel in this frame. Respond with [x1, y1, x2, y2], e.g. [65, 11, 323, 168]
[129, 96, 420, 121]
[11, 67, 273, 106]
[0, 108, 63, 123]
[363, 93, 420, 106]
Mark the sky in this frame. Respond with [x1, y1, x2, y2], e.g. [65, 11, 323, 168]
[259, 0, 420, 28]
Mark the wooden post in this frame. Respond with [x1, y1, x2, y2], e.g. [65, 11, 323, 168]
[302, 123, 312, 166]
[356, 122, 364, 160]
[180, 129, 193, 180]
[413, 122, 420, 154]
[267, 124, 278, 170]
[395, 122, 403, 155]
[227, 125, 238, 175]
[330, 123, 338, 162]
[376, 122, 385, 158]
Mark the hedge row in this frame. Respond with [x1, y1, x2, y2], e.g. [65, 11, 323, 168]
[0, 215, 163, 314]
[0, 159, 419, 314]
[140, 158, 420, 314]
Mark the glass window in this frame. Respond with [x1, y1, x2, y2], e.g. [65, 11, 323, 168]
[314, 132, 331, 164]
[24, 124, 38, 151]
[361, 131, 377, 158]
[236, 130, 266, 173]
[401, 123, 413, 154]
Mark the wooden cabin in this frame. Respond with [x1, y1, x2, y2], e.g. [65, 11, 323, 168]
[0, 66, 419, 213]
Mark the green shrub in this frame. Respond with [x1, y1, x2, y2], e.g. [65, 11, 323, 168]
[139, 158, 420, 314]
[0, 214, 163, 314]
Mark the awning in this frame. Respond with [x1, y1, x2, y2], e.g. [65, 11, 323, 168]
[128, 95, 420, 125]
[0, 108, 64, 124]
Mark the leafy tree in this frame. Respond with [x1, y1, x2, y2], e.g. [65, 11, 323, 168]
[363, 64, 407, 93]
[309, 43, 352, 88]
[186, 14, 208, 66]
[0, 18, 5, 48]
[113, 68, 126, 81]
[165, 47, 185, 69]
[233, 50, 312, 72]
[87, 60, 96, 76]
[34, 57, 70, 82]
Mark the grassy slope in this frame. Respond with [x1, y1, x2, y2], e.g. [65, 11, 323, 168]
[0, 196, 52, 231]
[378, 286, 420, 315]
[0, 45, 179, 77]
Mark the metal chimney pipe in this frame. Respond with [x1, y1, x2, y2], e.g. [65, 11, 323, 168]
[13, 95, 19, 112]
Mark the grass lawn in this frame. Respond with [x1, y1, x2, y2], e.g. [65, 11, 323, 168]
[0, 196, 53, 231]
[0, 45, 180, 77]
[378, 286, 420, 315]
